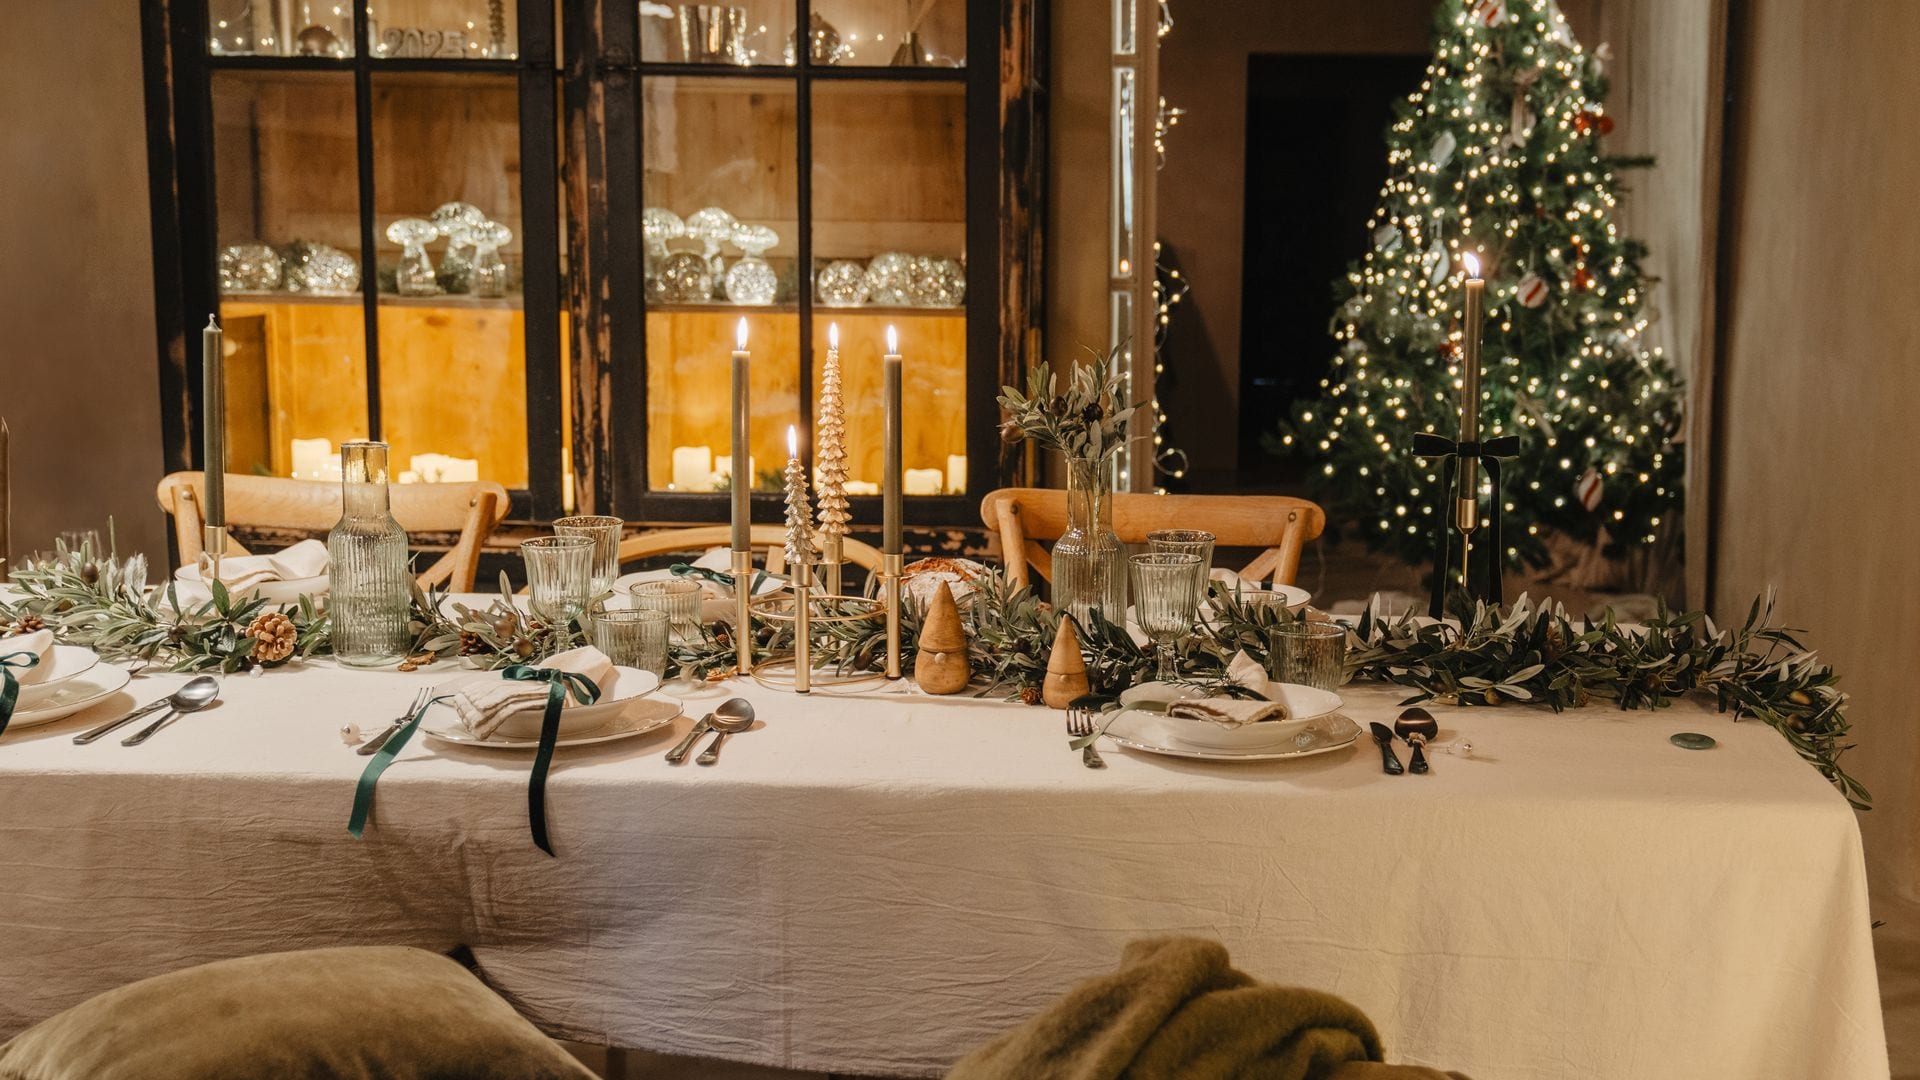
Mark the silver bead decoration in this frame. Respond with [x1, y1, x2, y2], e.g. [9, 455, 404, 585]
[658, 251, 716, 303]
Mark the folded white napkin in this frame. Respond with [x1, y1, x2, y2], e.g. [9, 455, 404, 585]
[205, 539, 331, 590]
[1, 629, 55, 685]
[1166, 697, 1292, 728]
[1160, 651, 1286, 729]
[446, 646, 615, 740]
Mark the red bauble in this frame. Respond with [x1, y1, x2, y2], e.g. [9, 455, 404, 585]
[1576, 111, 1614, 137]
[1572, 265, 1594, 290]
[1439, 340, 1461, 361]
[1575, 468, 1604, 512]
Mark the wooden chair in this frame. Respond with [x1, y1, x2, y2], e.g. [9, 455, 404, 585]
[156, 472, 510, 592]
[618, 525, 885, 579]
[979, 488, 1326, 589]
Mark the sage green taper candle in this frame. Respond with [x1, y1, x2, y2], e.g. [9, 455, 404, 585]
[202, 315, 226, 528]
[731, 317, 751, 552]
[882, 325, 902, 555]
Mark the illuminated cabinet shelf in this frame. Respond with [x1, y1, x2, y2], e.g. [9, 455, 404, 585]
[140, 0, 1044, 527]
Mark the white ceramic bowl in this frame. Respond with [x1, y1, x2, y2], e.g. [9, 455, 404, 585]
[1118, 679, 1343, 752]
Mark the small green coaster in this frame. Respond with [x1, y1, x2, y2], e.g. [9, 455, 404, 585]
[1670, 732, 1717, 751]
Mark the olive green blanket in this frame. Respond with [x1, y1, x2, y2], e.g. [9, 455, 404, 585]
[947, 938, 1470, 1080]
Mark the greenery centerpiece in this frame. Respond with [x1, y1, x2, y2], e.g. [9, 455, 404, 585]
[998, 347, 1143, 626]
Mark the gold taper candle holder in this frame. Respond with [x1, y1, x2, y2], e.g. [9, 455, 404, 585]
[821, 534, 843, 599]
[202, 524, 229, 590]
[791, 558, 813, 694]
[882, 552, 903, 679]
[731, 548, 755, 675]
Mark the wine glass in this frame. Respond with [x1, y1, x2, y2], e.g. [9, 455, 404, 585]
[1147, 529, 1215, 600]
[552, 515, 623, 599]
[1128, 551, 1202, 682]
[520, 536, 594, 630]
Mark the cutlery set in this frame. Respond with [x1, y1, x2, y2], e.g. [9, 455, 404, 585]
[1370, 707, 1440, 775]
[72, 675, 221, 747]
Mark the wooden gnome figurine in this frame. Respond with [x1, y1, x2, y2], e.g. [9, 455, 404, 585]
[914, 582, 971, 694]
[1042, 616, 1090, 709]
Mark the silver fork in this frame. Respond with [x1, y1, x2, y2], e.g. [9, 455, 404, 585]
[357, 689, 433, 756]
[1066, 707, 1106, 769]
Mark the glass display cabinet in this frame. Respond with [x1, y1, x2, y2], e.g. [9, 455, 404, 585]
[142, 0, 1044, 531]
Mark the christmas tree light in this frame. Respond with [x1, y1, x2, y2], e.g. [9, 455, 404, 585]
[1279, 0, 1684, 570]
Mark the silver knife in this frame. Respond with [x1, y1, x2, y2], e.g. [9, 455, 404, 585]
[664, 713, 714, 765]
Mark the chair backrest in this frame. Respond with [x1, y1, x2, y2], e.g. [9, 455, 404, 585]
[617, 525, 885, 579]
[156, 471, 511, 592]
[978, 488, 1326, 589]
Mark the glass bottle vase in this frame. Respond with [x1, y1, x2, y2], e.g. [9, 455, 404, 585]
[1051, 457, 1126, 628]
[327, 441, 413, 667]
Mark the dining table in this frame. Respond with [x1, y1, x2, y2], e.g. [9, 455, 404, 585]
[0, 595, 1889, 1080]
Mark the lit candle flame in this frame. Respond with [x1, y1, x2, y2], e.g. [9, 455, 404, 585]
[886, 324, 898, 354]
[1462, 252, 1481, 279]
[736, 317, 749, 351]
[787, 424, 798, 458]
[828, 322, 839, 349]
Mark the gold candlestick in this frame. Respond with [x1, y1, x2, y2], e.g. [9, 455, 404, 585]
[792, 559, 812, 694]
[1455, 253, 1486, 594]
[731, 548, 755, 676]
[882, 552, 903, 679]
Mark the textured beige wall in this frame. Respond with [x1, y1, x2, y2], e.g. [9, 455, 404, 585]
[1714, 0, 1920, 901]
[0, 1, 168, 564]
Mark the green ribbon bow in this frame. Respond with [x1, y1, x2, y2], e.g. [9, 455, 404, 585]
[347, 692, 450, 840]
[0, 648, 43, 738]
[499, 664, 602, 856]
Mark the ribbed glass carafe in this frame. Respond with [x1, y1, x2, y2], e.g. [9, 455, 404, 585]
[1050, 457, 1126, 627]
[327, 441, 412, 667]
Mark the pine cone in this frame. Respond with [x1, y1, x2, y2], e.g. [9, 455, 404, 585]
[8, 614, 46, 636]
[1019, 684, 1041, 706]
[458, 630, 490, 656]
[245, 612, 298, 664]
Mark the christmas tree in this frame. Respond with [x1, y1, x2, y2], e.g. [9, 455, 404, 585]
[1279, 0, 1684, 571]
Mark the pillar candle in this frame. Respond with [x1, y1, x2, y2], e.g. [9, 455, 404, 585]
[731, 318, 751, 551]
[883, 325, 902, 555]
[203, 315, 226, 527]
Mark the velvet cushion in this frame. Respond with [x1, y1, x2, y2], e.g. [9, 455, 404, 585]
[0, 947, 596, 1080]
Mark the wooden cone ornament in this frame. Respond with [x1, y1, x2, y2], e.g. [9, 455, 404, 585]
[1042, 617, 1090, 709]
[913, 582, 970, 695]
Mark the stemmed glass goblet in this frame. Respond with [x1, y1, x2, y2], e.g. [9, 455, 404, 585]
[1129, 551, 1203, 682]
[520, 535, 594, 632]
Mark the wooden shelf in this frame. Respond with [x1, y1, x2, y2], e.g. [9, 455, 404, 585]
[222, 290, 526, 311]
[644, 302, 963, 317]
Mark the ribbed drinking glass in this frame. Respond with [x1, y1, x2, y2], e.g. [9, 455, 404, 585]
[629, 579, 704, 642]
[1274, 621, 1347, 691]
[1147, 529, 1215, 599]
[1128, 551, 1202, 682]
[591, 607, 671, 674]
[553, 515, 623, 598]
[521, 535, 594, 630]
[327, 441, 412, 667]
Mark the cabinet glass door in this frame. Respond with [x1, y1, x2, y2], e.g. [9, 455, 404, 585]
[210, 70, 368, 481]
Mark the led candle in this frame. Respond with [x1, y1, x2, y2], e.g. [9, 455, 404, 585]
[882, 324, 902, 555]
[730, 317, 751, 551]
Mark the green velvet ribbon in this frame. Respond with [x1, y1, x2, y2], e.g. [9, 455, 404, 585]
[347, 692, 448, 840]
[499, 664, 601, 856]
[0, 648, 42, 738]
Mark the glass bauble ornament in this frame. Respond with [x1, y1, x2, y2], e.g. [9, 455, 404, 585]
[815, 259, 868, 307]
[658, 251, 715, 303]
[281, 242, 360, 295]
[909, 255, 966, 307]
[864, 251, 914, 306]
[219, 243, 283, 292]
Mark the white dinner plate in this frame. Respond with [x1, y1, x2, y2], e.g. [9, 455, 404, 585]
[5, 664, 133, 730]
[1100, 709, 1361, 761]
[456, 665, 661, 740]
[1118, 680, 1344, 752]
[422, 695, 682, 750]
[172, 565, 329, 606]
[13, 646, 101, 702]
[1206, 572, 1312, 614]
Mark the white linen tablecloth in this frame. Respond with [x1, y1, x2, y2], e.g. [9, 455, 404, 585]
[0, 623, 1887, 1079]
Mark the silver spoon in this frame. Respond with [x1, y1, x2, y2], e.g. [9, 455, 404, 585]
[121, 680, 223, 746]
[695, 699, 756, 766]
[73, 676, 219, 745]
